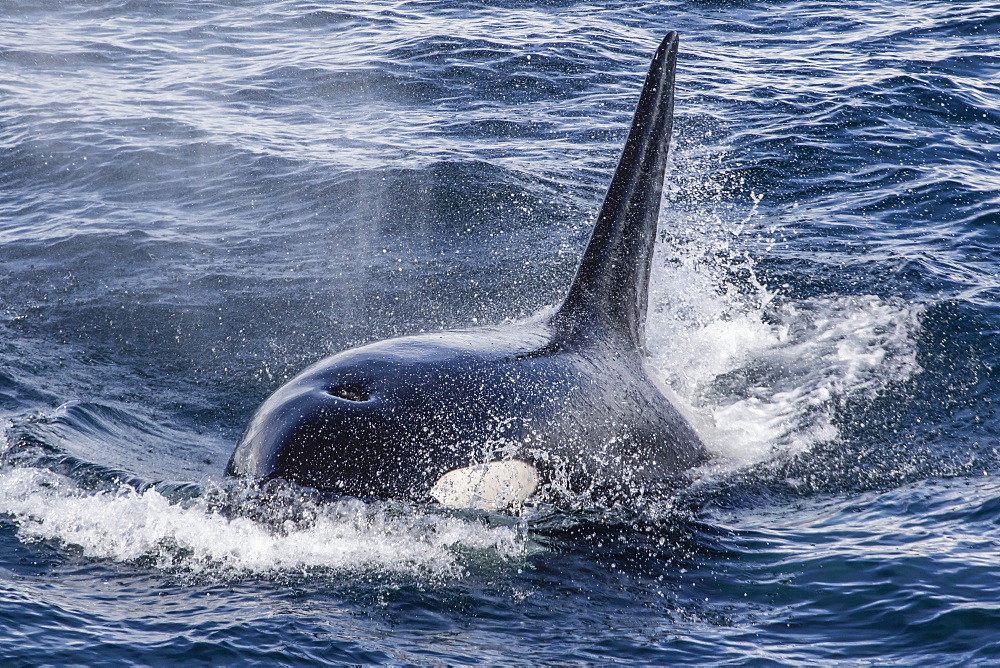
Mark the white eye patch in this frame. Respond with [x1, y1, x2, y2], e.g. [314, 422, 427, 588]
[430, 460, 539, 511]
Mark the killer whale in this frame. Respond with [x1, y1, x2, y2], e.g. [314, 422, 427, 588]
[226, 33, 708, 507]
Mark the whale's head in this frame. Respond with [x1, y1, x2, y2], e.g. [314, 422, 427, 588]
[226, 328, 554, 502]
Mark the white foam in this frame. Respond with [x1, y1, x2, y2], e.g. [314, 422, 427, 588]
[646, 190, 922, 468]
[0, 466, 525, 577]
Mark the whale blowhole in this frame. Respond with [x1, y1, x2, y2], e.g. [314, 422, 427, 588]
[327, 385, 370, 402]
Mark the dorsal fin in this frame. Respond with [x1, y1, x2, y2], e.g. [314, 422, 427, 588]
[553, 32, 679, 350]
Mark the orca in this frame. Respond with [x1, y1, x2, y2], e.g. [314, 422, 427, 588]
[226, 32, 708, 508]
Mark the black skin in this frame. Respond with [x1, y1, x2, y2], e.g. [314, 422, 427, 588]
[226, 33, 709, 502]
[228, 320, 704, 500]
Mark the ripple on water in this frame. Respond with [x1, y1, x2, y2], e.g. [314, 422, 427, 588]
[2, 0, 1000, 663]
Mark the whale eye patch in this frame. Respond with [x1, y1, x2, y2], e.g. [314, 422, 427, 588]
[327, 385, 369, 402]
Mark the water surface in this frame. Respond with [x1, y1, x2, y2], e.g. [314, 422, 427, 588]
[2, 0, 999, 663]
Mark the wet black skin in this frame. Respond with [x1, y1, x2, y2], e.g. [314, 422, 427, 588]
[229, 320, 704, 499]
[226, 33, 709, 501]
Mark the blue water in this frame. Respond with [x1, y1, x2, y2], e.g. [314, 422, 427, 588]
[2, 0, 999, 663]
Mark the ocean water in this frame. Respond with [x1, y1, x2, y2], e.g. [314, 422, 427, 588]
[1, 0, 999, 663]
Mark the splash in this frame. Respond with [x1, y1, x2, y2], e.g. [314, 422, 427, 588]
[0, 465, 526, 578]
[647, 152, 923, 468]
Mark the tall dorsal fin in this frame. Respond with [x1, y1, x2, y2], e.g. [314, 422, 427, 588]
[553, 32, 678, 351]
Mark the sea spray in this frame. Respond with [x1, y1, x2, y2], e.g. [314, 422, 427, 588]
[0, 467, 527, 577]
